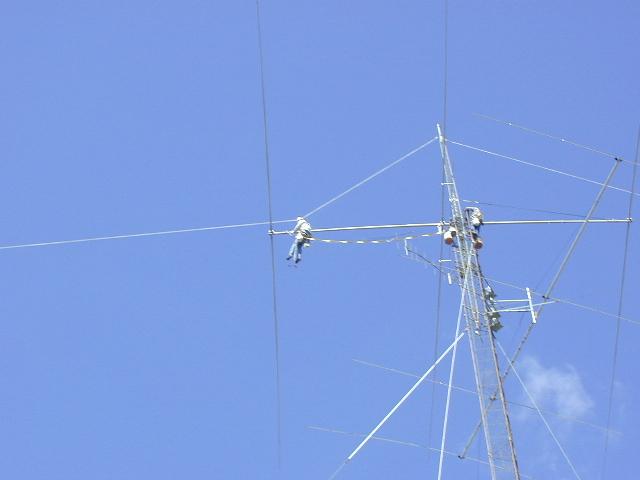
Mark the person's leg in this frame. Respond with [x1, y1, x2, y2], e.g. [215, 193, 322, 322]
[294, 241, 303, 263]
[287, 241, 296, 260]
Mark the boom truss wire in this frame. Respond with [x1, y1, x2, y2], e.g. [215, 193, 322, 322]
[449, 140, 639, 198]
[474, 113, 637, 166]
[255, 0, 283, 468]
[461, 199, 605, 220]
[304, 137, 438, 218]
[601, 127, 639, 478]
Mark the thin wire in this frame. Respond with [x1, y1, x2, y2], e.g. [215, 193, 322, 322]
[329, 330, 464, 480]
[436, 4, 453, 466]
[528, 227, 580, 304]
[406, 248, 446, 274]
[347, 330, 466, 462]
[352, 358, 619, 435]
[517, 285, 640, 327]
[428, 130, 447, 460]
[474, 113, 636, 166]
[539, 295, 640, 326]
[311, 426, 496, 472]
[543, 159, 620, 298]
[432, 13, 454, 457]
[311, 426, 536, 479]
[442, 0, 449, 134]
[601, 126, 639, 478]
[437, 255, 469, 480]
[407, 253, 640, 327]
[353, 358, 423, 379]
[433, 0, 449, 448]
[449, 140, 639, 198]
[496, 341, 583, 480]
[304, 137, 438, 218]
[327, 461, 347, 480]
[0, 219, 295, 251]
[255, 0, 282, 469]
[461, 199, 604, 220]
[328, 331, 467, 479]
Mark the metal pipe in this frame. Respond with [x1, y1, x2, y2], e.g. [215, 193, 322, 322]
[269, 218, 630, 235]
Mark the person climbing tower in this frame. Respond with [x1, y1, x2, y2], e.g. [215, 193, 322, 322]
[466, 207, 484, 249]
[466, 207, 484, 233]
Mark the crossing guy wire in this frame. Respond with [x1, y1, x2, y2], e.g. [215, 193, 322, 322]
[255, 0, 283, 469]
[442, 0, 449, 134]
[428, 140, 447, 462]
[430, 0, 450, 445]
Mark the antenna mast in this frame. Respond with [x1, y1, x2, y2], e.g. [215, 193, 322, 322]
[437, 124, 521, 480]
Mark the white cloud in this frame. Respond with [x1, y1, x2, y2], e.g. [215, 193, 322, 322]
[520, 356, 594, 419]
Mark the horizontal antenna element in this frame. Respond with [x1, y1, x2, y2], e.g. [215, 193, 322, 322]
[269, 218, 630, 235]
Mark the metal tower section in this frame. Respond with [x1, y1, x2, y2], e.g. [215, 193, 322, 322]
[437, 124, 521, 480]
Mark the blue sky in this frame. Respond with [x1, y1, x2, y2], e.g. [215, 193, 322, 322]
[0, 1, 638, 479]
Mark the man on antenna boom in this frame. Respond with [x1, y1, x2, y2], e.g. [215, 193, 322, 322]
[286, 216, 312, 264]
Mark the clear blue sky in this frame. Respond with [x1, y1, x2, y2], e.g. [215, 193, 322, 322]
[0, 1, 638, 479]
